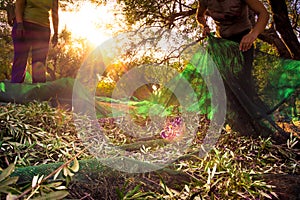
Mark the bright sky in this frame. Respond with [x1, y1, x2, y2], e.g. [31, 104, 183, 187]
[59, 1, 124, 47]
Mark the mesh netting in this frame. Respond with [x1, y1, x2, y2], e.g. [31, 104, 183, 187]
[178, 36, 299, 121]
[0, 36, 299, 127]
[254, 50, 300, 119]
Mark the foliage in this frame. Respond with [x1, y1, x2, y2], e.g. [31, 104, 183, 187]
[253, 46, 300, 120]
[121, 0, 197, 29]
[0, 102, 87, 199]
[96, 62, 128, 97]
[0, 161, 80, 200]
[0, 0, 13, 10]
[0, 0, 298, 198]
[118, 0, 300, 59]
[285, 0, 300, 38]
[115, 131, 299, 200]
[47, 28, 90, 81]
[0, 164, 20, 198]
[0, 11, 89, 81]
[0, 101, 299, 199]
[116, 182, 156, 200]
[0, 102, 91, 168]
[0, 38, 12, 81]
[0, 10, 13, 81]
[96, 79, 116, 97]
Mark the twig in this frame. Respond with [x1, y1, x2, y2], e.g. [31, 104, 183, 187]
[80, 192, 94, 200]
[15, 145, 90, 200]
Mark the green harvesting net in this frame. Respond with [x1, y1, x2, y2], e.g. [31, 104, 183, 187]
[186, 36, 299, 134]
[1, 34, 299, 178]
[0, 36, 299, 132]
[254, 50, 300, 119]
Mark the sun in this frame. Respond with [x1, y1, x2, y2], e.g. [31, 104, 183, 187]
[59, 1, 120, 47]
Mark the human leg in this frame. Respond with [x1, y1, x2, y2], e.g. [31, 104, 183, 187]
[11, 22, 30, 83]
[30, 23, 50, 83]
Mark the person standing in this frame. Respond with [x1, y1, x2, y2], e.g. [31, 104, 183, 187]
[196, 0, 269, 100]
[11, 0, 59, 83]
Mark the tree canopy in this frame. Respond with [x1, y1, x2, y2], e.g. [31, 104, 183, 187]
[0, 0, 299, 58]
[118, 0, 300, 59]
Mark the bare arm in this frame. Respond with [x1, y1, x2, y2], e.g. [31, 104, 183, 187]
[240, 0, 269, 51]
[196, 0, 210, 37]
[51, 0, 59, 46]
[52, 0, 59, 35]
[15, 0, 26, 23]
[246, 0, 269, 37]
[196, 1, 207, 27]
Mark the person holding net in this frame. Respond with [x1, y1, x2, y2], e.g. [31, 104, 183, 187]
[194, 0, 290, 136]
[196, 0, 269, 100]
[11, 0, 59, 83]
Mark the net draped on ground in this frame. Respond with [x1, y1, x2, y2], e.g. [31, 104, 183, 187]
[0, 36, 299, 134]
[0, 36, 299, 174]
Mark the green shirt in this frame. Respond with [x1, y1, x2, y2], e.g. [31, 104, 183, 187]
[23, 0, 54, 27]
